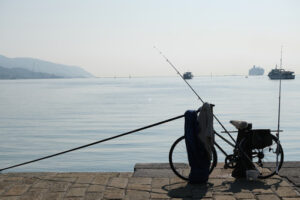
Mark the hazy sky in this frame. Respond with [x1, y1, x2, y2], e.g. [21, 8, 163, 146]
[1, 0, 299, 77]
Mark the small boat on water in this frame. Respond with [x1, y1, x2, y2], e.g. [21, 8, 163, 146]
[268, 67, 295, 80]
[183, 72, 193, 80]
[268, 48, 295, 80]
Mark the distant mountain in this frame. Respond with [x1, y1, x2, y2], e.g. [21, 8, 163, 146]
[0, 54, 93, 78]
[0, 66, 62, 79]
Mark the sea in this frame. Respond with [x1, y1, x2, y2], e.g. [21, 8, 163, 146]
[0, 76, 299, 172]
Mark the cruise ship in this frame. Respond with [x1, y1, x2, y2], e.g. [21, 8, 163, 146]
[249, 65, 264, 76]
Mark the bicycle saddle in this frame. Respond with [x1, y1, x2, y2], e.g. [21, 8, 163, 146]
[230, 120, 248, 130]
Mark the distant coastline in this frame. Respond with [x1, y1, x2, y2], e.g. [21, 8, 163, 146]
[0, 54, 93, 79]
[0, 66, 62, 79]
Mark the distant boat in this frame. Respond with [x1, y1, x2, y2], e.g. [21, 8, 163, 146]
[249, 65, 264, 76]
[268, 67, 295, 80]
[183, 72, 193, 80]
[268, 48, 295, 80]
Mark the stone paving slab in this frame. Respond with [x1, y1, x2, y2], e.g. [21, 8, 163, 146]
[0, 162, 299, 200]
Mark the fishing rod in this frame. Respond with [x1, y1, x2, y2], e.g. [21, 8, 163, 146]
[276, 46, 283, 174]
[154, 46, 236, 144]
[0, 114, 184, 172]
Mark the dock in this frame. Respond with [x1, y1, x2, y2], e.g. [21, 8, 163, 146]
[0, 162, 299, 200]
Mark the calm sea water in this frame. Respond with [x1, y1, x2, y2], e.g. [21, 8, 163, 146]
[0, 76, 299, 172]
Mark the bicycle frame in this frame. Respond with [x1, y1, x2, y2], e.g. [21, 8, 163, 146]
[213, 130, 236, 158]
[214, 129, 283, 159]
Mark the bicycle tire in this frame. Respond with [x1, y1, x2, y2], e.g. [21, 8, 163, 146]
[241, 134, 284, 179]
[169, 135, 217, 181]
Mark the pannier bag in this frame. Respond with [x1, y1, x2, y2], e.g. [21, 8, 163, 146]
[251, 129, 273, 149]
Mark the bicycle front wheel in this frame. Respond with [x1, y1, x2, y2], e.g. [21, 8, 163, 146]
[169, 136, 217, 181]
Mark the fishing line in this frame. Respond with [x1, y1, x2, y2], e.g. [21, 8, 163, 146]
[0, 114, 184, 172]
[154, 46, 236, 144]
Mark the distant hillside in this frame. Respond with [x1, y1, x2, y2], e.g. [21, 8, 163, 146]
[0, 66, 62, 79]
[0, 54, 93, 78]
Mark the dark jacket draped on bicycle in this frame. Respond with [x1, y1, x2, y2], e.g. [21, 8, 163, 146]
[184, 103, 214, 184]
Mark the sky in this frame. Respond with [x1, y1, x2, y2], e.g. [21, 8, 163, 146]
[0, 0, 299, 77]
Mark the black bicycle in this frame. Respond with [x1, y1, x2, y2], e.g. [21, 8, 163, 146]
[169, 120, 284, 181]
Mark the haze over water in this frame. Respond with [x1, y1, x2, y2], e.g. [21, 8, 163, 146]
[0, 76, 299, 172]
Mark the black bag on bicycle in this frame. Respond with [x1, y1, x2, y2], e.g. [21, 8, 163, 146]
[251, 129, 273, 149]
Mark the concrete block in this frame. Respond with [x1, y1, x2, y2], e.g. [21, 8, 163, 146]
[257, 194, 280, 200]
[4, 184, 30, 196]
[108, 177, 128, 188]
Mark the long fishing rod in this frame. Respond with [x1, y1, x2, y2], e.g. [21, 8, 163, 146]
[276, 46, 283, 174]
[276, 74, 282, 174]
[154, 46, 236, 143]
[0, 114, 184, 172]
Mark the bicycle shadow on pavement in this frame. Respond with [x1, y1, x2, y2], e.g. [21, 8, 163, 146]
[163, 178, 284, 198]
[215, 178, 284, 193]
[222, 179, 282, 193]
[162, 181, 213, 199]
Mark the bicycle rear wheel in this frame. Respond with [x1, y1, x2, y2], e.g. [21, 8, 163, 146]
[250, 135, 284, 179]
[169, 136, 217, 181]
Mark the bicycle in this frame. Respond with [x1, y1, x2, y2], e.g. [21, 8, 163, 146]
[155, 48, 284, 181]
[169, 119, 284, 181]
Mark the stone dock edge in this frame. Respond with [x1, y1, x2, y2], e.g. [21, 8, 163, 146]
[0, 161, 299, 200]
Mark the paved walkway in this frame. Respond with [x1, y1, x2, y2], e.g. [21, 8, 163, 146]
[0, 162, 299, 200]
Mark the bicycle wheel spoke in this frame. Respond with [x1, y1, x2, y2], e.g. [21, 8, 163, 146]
[253, 135, 284, 179]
